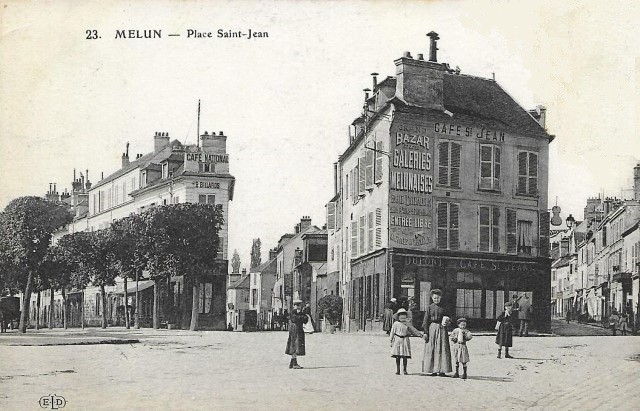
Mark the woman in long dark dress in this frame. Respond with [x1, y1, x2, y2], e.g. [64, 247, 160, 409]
[421, 289, 452, 376]
[285, 299, 308, 369]
[383, 298, 397, 335]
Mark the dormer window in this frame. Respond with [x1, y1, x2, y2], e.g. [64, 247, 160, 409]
[162, 162, 169, 179]
[140, 170, 147, 188]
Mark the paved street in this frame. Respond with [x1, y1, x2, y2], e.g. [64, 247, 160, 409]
[1, 326, 639, 411]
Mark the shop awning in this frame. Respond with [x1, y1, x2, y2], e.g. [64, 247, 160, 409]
[112, 280, 155, 295]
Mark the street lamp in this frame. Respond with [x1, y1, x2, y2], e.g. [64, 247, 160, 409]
[566, 214, 576, 228]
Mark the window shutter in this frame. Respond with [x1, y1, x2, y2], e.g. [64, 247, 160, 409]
[479, 206, 490, 252]
[207, 195, 215, 205]
[351, 222, 357, 257]
[368, 211, 374, 251]
[336, 199, 342, 229]
[438, 142, 449, 186]
[374, 141, 384, 183]
[359, 153, 366, 195]
[327, 202, 336, 230]
[539, 211, 550, 257]
[437, 202, 448, 250]
[451, 142, 461, 188]
[365, 147, 374, 188]
[450, 203, 460, 250]
[492, 207, 500, 252]
[375, 207, 382, 247]
[479, 145, 492, 190]
[517, 152, 528, 195]
[199, 194, 206, 204]
[493, 146, 501, 190]
[359, 215, 366, 254]
[528, 153, 538, 195]
[507, 209, 517, 254]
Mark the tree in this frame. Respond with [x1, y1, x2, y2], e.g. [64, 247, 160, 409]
[47, 237, 79, 329]
[231, 249, 241, 274]
[109, 215, 147, 329]
[140, 203, 223, 330]
[317, 295, 343, 326]
[0, 197, 73, 333]
[250, 238, 261, 269]
[64, 230, 117, 329]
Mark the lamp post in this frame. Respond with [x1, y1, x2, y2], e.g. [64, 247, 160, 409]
[566, 214, 576, 228]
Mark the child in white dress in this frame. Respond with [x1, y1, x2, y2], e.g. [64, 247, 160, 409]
[390, 308, 424, 375]
[450, 317, 473, 379]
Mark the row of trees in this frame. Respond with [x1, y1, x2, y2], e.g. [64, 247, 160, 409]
[0, 196, 224, 333]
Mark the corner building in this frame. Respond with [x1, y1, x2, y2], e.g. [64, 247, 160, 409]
[327, 36, 553, 332]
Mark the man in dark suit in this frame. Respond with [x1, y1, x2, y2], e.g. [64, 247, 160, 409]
[518, 295, 533, 337]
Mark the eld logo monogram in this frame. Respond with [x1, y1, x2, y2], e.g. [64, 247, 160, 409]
[39, 394, 66, 409]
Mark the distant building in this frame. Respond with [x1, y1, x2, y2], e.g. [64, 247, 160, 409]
[327, 33, 554, 332]
[227, 269, 250, 330]
[36, 129, 235, 330]
[248, 255, 277, 330]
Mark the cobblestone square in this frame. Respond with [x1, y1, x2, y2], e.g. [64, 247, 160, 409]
[1, 323, 638, 410]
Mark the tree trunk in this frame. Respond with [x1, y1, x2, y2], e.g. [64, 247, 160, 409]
[135, 269, 140, 329]
[190, 281, 200, 331]
[100, 284, 107, 329]
[124, 276, 130, 329]
[36, 291, 41, 330]
[62, 288, 68, 330]
[153, 279, 160, 329]
[19, 271, 33, 333]
[49, 287, 55, 329]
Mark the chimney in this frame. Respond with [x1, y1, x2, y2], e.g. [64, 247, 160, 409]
[269, 248, 278, 261]
[200, 130, 227, 154]
[242, 268, 247, 275]
[122, 142, 130, 168]
[46, 183, 59, 201]
[634, 163, 640, 201]
[333, 162, 338, 195]
[427, 31, 439, 62]
[85, 170, 92, 190]
[394, 33, 445, 110]
[371, 72, 379, 89]
[154, 131, 170, 152]
[529, 105, 547, 129]
[300, 216, 312, 231]
[295, 223, 301, 234]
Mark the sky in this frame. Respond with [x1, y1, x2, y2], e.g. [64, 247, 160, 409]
[1, 0, 639, 269]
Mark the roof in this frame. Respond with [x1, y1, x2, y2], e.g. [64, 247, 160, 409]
[551, 255, 573, 269]
[228, 274, 250, 289]
[442, 73, 548, 138]
[251, 258, 276, 273]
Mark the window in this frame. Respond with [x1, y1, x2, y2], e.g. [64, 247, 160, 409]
[199, 283, 213, 314]
[217, 238, 224, 260]
[368, 211, 374, 251]
[479, 144, 500, 190]
[199, 194, 215, 204]
[331, 247, 335, 261]
[516, 151, 538, 196]
[517, 220, 533, 255]
[374, 141, 384, 184]
[327, 202, 336, 230]
[162, 162, 169, 179]
[140, 171, 147, 188]
[359, 215, 366, 254]
[95, 293, 101, 315]
[199, 163, 214, 173]
[251, 289, 258, 308]
[479, 205, 500, 252]
[437, 141, 461, 188]
[456, 288, 482, 318]
[437, 202, 459, 250]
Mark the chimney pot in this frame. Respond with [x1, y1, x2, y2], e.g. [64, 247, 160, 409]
[403, 51, 412, 58]
[417, 53, 424, 60]
[219, 131, 224, 136]
[371, 72, 379, 88]
[427, 31, 440, 62]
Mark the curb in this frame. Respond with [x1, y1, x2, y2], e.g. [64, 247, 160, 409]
[5, 339, 140, 347]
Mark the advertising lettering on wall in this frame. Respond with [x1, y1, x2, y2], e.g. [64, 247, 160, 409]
[389, 123, 433, 249]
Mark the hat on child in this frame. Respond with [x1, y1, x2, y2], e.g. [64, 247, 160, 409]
[396, 308, 408, 316]
[293, 299, 303, 304]
[457, 317, 467, 324]
[431, 289, 443, 295]
[390, 298, 397, 302]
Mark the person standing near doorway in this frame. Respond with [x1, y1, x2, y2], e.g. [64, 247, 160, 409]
[383, 298, 396, 335]
[518, 294, 533, 337]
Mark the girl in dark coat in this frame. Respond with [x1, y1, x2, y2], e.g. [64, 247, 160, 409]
[285, 299, 308, 369]
[496, 302, 516, 358]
